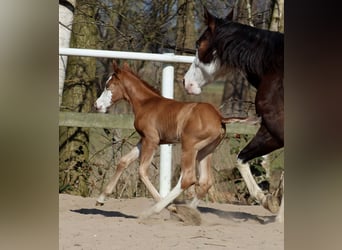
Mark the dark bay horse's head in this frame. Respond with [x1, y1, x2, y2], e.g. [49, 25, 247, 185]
[94, 61, 128, 113]
[183, 7, 233, 95]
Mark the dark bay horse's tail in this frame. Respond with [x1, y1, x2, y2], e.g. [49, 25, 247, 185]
[221, 116, 261, 125]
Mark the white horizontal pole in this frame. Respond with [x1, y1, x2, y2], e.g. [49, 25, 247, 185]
[59, 48, 195, 63]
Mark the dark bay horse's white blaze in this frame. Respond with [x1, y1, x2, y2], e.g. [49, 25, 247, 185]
[183, 7, 284, 222]
[94, 61, 256, 219]
[183, 53, 221, 94]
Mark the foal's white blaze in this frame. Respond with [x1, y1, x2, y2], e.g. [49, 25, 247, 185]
[183, 51, 221, 95]
[94, 76, 113, 113]
[95, 89, 112, 113]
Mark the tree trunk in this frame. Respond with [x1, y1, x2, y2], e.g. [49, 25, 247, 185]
[269, 0, 284, 32]
[220, 1, 257, 117]
[59, 0, 98, 196]
[174, 0, 196, 100]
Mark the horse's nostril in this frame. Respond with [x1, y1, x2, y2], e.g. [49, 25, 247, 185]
[182, 79, 185, 87]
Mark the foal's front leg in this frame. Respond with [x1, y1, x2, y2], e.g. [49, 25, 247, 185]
[96, 142, 141, 205]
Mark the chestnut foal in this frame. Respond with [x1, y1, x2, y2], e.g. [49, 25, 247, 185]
[94, 62, 255, 218]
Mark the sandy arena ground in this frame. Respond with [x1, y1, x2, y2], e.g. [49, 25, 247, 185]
[59, 194, 283, 250]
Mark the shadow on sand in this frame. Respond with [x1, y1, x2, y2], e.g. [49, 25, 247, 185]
[70, 205, 276, 224]
[71, 208, 137, 219]
[198, 206, 276, 224]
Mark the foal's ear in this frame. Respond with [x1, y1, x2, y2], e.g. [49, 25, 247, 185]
[122, 62, 130, 71]
[112, 60, 120, 73]
[203, 6, 216, 32]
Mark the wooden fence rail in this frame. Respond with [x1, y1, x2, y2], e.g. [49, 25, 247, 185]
[59, 111, 259, 135]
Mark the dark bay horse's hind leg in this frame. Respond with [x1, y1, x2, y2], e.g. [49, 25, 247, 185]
[238, 124, 282, 163]
[256, 75, 284, 144]
[236, 124, 283, 213]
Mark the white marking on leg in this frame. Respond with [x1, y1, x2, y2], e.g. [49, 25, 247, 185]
[189, 196, 200, 208]
[261, 154, 271, 178]
[140, 175, 184, 218]
[276, 193, 284, 222]
[96, 146, 140, 204]
[96, 193, 106, 204]
[276, 174, 284, 222]
[237, 159, 265, 202]
[189, 155, 212, 209]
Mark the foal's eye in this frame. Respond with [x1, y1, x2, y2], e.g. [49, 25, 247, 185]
[195, 41, 199, 49]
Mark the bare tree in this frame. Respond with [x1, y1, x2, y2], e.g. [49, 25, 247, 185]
[59, 0, 98, 196]
[220, 0, 284, 117]
[173, 0, 197, 100]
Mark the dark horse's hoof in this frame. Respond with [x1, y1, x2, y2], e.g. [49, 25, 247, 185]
[264, 195, 279, 214]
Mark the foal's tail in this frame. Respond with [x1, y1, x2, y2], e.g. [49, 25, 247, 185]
[221, 116, 261, 125]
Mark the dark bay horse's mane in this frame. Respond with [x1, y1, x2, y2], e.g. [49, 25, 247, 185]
[214, 20, 284, 77]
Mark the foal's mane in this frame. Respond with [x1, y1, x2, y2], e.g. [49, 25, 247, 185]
[121, 66, 161, 95]
[214, 19, 284, 76]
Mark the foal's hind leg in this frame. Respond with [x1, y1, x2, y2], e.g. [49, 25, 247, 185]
[189, 132, 224, 208]
[189, 154, 213, 209]
[96, 142, 141, 205]
[140, 148, 198, 218]
[237, 124, 283, 213]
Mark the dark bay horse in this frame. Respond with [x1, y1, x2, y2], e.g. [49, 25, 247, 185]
[183, 7, 284, 222]
[94, 61, 256, 218]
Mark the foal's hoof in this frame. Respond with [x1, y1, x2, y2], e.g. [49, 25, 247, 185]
[167, 203, 177, 213]
[95, 201, 104, 206]
[139, 207, 155, 220]
[169, 205, 202, 226]
[263, 195, 279, 214]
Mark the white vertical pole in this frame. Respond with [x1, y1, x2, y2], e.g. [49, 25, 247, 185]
[160, 55, 174, 198]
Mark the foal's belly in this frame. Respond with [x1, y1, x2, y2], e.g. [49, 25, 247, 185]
[158, 130, 181, 144]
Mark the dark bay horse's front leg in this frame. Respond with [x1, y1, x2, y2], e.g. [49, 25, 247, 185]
[96, 141, 141, 205]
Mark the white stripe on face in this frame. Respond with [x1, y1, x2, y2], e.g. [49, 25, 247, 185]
[105, 75, 112, 84]
[94, 75, 113, 113]
[183, 51, 221, 95]
[95, 88, 112, 113]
